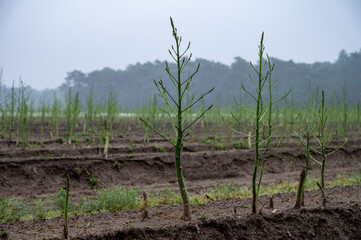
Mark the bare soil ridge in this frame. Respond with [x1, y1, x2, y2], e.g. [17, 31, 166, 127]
[1, 185, 360, 239]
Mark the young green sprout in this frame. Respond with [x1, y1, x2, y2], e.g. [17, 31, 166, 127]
[140, 17, 213, 220]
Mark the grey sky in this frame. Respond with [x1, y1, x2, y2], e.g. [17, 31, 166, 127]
[0, 0, 360, 90]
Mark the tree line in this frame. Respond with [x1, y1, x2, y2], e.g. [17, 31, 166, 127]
[2, 49, 361, 109]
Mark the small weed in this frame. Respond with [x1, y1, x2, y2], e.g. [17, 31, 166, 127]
[153, 145, 166, 153]
[126, 218, 136, 227]
[88, 175, 98, 189]
[71, 138, 81, 146]
[233, 141, 248, 150]
[127, 153, 135, 158]
[85, 137, 92, 144]
[198, 214, 207, 220]
[75, 168, 82, 176]
[114, 161, 121, 169]
[57, 137, 64, 144]
[118, 133, 123, 138]
[216, 145, 227, 151]
[0, 231, 8, 239]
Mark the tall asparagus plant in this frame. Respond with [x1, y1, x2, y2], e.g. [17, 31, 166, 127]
[140, 17, 213, 220]
[224, 33, 289, 214]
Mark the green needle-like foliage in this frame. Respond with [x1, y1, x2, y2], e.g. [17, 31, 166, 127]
[140, 17, 214, 220]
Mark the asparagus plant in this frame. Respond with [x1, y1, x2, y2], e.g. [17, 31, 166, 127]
[105, 85, 118, 138]
[16, 80, 31, 146]
[51, 92, 61, 138]
[357, 100, 360, 146]
[0, 70, 7, 139]
[223, 33, 289, 214]
[103, 119, 109, 158]
[140, 17, 213, 220]
[312, 91, 347, 190]
[39, 101, 48, 146]
[293, 91, 347, 205]
[342, 80, 348, 143]
[85, 83, 95, 133]
[63, 174, 70, 239]
[65, 89, 81, 144]
[291, 129, 313, 207]
[6, 81, 16, 145]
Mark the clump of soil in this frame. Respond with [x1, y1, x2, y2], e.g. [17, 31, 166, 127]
[1, 185, 360, 239]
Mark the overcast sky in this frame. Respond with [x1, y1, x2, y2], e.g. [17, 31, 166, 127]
[0, 0, 360, 90]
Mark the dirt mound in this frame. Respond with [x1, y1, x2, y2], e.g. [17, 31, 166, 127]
[0, 146, 359, 198]
[76, 208, 360, 240]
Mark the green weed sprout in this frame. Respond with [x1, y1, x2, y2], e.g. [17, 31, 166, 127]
[140, 17, 213, 220]
[223, 32, 289, 214]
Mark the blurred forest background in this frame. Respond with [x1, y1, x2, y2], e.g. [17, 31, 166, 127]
[1, 49, 360, 110]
